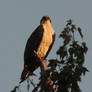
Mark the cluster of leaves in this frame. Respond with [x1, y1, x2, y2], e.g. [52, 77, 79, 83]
[47, 19, 88, 92]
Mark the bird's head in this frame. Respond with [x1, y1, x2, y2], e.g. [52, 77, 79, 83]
[40, 16, 51, 24]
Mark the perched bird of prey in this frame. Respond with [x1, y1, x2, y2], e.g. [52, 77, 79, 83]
[20, 16, 55, 83]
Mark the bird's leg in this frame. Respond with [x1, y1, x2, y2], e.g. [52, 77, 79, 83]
[33, 50, 47, 70]
[34, 50, 56, 92]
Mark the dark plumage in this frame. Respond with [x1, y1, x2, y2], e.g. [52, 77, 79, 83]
[20, 16, 55, 83]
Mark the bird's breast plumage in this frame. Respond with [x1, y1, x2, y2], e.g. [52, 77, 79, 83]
[37, 24, 54, 58]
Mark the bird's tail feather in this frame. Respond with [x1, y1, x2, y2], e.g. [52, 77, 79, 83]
[20, 66, 30, 83]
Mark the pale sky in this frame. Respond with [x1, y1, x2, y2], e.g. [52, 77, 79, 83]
[0, 0, 92, 92]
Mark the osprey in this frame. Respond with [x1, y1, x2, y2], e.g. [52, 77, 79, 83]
[20, 16, 55, 83]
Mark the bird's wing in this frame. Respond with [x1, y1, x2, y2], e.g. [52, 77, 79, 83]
[24, 25, 44, 60]
[20, 25, 44, 83]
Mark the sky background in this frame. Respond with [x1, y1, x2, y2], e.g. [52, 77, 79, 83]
[0, 0, 92, 92]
